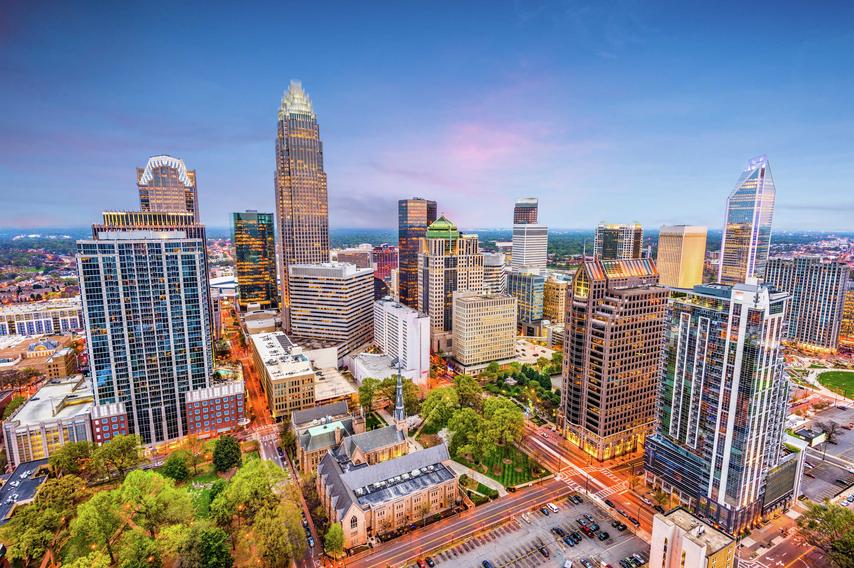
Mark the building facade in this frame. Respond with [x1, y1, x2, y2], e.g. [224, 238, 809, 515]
[649, 508, 736, 568]
[842, 281, 854, 350]
[765, 256, 849, 351]
[482, 252, 507, 294]
[644, 282, 790, 534]
[452, 292, 516, 373]
[543, 273, 569, 323]
[288, 263, 374, 359]
[511, 224, 548, 271]
[656, 225, 707, 289]
[232, 211, 278, 311]
[507, 269, 545, 324]
[0, 298, 82, 336]
[275, 81, 331, 322]
[398, 198, 437, 309]
[417, 216, 484, 352]
[373, 297, 430, 385]
[137, 155, 199, 222]
[718, 155, 776, 285]
[77, 230, 213, 444]
[372, 244, 398, 281]
[513, 197, 539, 224]
[593, 223, 643, 260]
[561, 258, 666, 461]
[184, 381, 245, 438]
[336, 249, 373, 269]
[250, 332, 316, 421]
[90, 402, 129, 446]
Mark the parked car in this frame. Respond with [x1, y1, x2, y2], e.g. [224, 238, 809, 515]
[540, 506, 550, 516]
[653, 504, 665, 513]
[521, 513, 531, 524]
[425, 557, 435, 567]
[604, 499, 615, 508]
[627, 516, 640, 526]
[482, 561, 495, 568]
[552, 527, 566, 537]
[538, 546, 550, 558]
[547, 502, 559, 513]
[597, 531, 610, 541]
[307, 536, 315, 547]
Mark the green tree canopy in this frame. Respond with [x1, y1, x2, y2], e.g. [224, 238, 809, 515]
[93, 434, 142, 479]
[447, 407, 485, 461]
[421, 387, 459, 430]
[454, 374, 483, 411]
[2, 395, 25, 419]
[324, 522, 344, 559]
[797, 501, 854, 567]
[358, 377, 381, 410]
[161, 451, 191, 482]
[48, 440, 93, 478]
[253, 499, 307, 567]
[118, 470, 194, 538]
[482, 397, 524, 446]
[70, 491, 122, 564]
[118, 528, 161, 568]
[212, 435, 242, 472]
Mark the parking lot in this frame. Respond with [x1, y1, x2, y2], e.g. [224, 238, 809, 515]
[420, 495, 649, 567]
[800, 404, 854, 502]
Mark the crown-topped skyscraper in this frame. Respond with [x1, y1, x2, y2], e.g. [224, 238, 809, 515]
[275, 80, 330, 328]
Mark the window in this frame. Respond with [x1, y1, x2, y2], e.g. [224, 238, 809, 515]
[350, 516, 358, 529]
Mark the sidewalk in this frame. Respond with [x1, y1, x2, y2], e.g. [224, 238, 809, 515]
[445, 459, 508, 497]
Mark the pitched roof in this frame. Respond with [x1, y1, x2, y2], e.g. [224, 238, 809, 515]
[340, 444, 450, 491]
[342, 425, 404, 457]
[291, 401, 349, 428]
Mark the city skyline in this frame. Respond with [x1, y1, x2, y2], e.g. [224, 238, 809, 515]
[2, 2, 853, 231]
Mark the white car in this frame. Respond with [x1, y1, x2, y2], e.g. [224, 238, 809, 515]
[521, 513, 531, 524]
[540, 431, 549, 438]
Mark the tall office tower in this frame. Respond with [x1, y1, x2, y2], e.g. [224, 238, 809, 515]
[231, 211, 278, 311]
[372, 244, 398, 281]
[288, 262, 373, 358]
[513, 197, 539, 224]
[137, 155, 199, 222]
[718, 155, 776, 285]
[543, 273, 569, 323]
[656, 225, 708, 288]
[507, 269, 545, 324]
[482, 252, 507, 294]
[840, 281, 854, 349]
[398, 197, 437, 308]
[644, 282, 790, 534]
[77, 230, 213, 444]
[373, 297, 430, 384]
[275, 80, 330, 323]
[452, 292, 517, 373]
[418, 216, 484, 352]
[593, 223, 643, 260]
[765, 256, 849, 351]
[511, 224, 548, 271]
[561, 258, 666, 461]
[335, 248, 373, 268]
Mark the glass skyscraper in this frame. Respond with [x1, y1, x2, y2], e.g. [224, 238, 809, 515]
[398, 197, 437, 308]
[718, 155, 776, 285]
[593, 223, 643, 260]
[644, 282, 790, 534]
[137, 155, 199, 222]
[232, 211, 278, 311]
[275, 81, 330, 324]
[507, 269, 545, 324]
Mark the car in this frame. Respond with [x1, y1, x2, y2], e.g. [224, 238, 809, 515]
[589, 523, 600, 531]
[804, 472, 816, 479]
[425, 558, 435, 567]
[540, 507, 550, 516]
[521, 513, 531, 524]
[619, 560, 632, 568]
[417, 560, 427, 568]
[276, 446, 284, 457]
[307, 536, 315, 547]
[641, 497, 652, 505]
[577, 517, 589, 526]
[581, 560, 595, 568]
[627, 516, 640, 526]
[616, 522, 627, 531]
[570, 494, 583, 504]
[538, 546, 550, 558]
[547, 502, 559, 513]
[653, 504, 665, 513]
[604, 499, 615, 508]
[482, 561, 495, 568]
[597, 531, 610, 541]
[835, 479, 848, 486]
[540, 431, 549, 438]
[632, 553, 647, 565]
[552, 527, 566, 537]
[564, 535, 575, 547]
[583, 513, 594, 521]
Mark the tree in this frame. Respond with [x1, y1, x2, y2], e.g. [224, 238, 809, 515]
[253, 500, 307, 567]
[358, 377, 381, 410]
[482, 397, 524, 446]
[181, 525, 233, 568]
[48, 440, 93, 478]
[71, 491, 122, 564]
[421, 387, 459, 430]
[64, 551, 112, 568]
[651, 489, 671, 510]
[829, 529, 854, 568]
[819, 421, 842, 444]
[35, 474, 86, 515]
[797, 501, 854, 557]
[2, 395, 25, 419]
[454, 374, 483, 411]
[447, 408, 485, 461]
[213, 435, 242, 472]
[93, 434, 142, 479]
[118, 470, 194, 538]
[161, 451, 191, 482]
[182, 434, 205, 476]
[280, 426, 297, 458]
[118, 528, 161, 568]
[418, 500, 432, 527]
[324, 522, 344, 559]
[379, 376, 421, 415]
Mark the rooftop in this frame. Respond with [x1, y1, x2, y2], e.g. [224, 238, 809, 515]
[661, 508, 733, 554]
[186, 381, 244, 403]
[314, 368, 357, 403]
[0, 459, 49, 526]
[352, 353, 399, 380]
[250, 332, 314, 381]
[340, 425, 405, 458]
[0, 297, 81, 316]
[5, 376, 93, 426]
[427, 215, 460, 240]
[292, 401, 350, 428]
[289, 262, 373, 279]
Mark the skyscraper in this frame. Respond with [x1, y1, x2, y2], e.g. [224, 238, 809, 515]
[511, 224, 548, 271]
[374, 297, 430, 385]
[137, 155, 199, 222]
[372, 244, 398, 281]
[656, 225, 707, 288]
[593, 223, 643, 260]
[543, 273, 570, 323]
[77, 229, 213, 444]
[644, 282, 790, 534]
[842, 281, 854, 350]
[513, 197, 539, 224]
[232, 211, 278, 311]
[275, 81, 330, 323]
[398, 198, 437, 308]
[718, 155, 776, 285]
[452, 292, 517, 373]
[765, 256, 848, 351]
[507, 269, 545, 324]
[482, 252, 507, 294]
[561, 258, 666, 461]
[418, 216, 483, 352]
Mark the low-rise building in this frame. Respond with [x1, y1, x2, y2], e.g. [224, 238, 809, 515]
[0, 297, 82, 336]
[317, 443, 459, 549]
[45, 347, 78, 379]
[293, 402, 364, 477]
[184, 381, 245, 438]
[314, 367, 358, 409]
[250, 332, 316, 421]
[90, 402, 129, 446]
[649, 508, 735, 568]
[0, 459, 49, 526]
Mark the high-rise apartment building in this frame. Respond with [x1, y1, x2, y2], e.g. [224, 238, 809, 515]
[288, 262, 373, 359]
[513, 197, 538, 224]
[656, 225, 707, 288]
[765, 256, 848, 351]
[718, 155, 776, 285]
[398, 198, 437, 308]
[482, 252, 507, 294]
[543, 273, 570, 323]
[507, 269, 545, 324]
[511, 224, 548, 271]
[842, 281, 854, 350]
[372, 244, 398, 281]
[232, 211, 278, 311]
[77, 229, 213, 444]
[275, 81, 330, 322]
[137, 155, 199, 222]
[561, 258, 666, 461]
[644, 282, 790, 534]
[593, 223, 643, 260]
[452, 292, 516, 373]
[373, 297, 430, 385]
[418, 216, 483, 352]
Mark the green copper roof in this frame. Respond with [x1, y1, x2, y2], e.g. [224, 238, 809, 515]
[427, 215, 459, 240]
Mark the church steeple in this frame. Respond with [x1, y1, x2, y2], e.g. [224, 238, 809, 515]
[393, 360, 405, 423]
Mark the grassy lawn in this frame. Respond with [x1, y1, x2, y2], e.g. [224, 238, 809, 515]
[454, 445, 546, 487]
[186, 468, 221, 518]
[818, 370, 854, 398]
[366, 411, 386, 430]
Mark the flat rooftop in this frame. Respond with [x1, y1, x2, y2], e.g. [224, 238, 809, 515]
[250, 332, 314, 380]
[6, 376, 93, 426]
[0, 459, 48, 526]
[663, 508, 733, 553]
[314, 368, 357, 402]
[0, 297, 81, 316]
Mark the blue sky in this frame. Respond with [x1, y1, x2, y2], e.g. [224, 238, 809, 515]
[1, 0, 852, 230]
